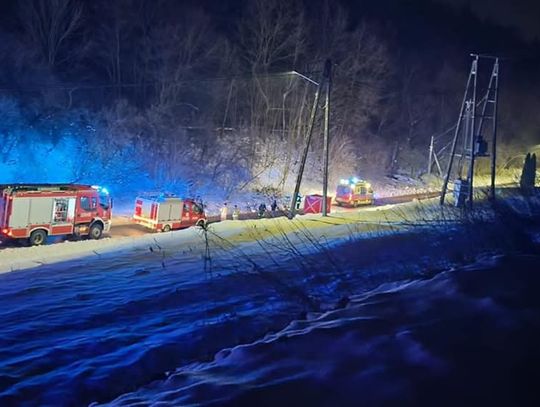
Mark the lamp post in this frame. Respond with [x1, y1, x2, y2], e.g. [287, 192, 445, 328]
[289, 59, 332, 217]
[321, 59, 332, 217]
[290, 70, 320, 86]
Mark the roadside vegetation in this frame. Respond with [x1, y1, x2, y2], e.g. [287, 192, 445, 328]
[192, 190, 540, 314]
[1, 0, 539, 201]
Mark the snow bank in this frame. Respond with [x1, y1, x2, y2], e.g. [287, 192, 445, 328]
[104, 254, 540, 406]
[0, 200, 430, 274]
[1, 193, 538, 405]
[0, 227, 201, 273]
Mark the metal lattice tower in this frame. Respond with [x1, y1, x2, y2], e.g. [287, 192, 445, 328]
[439, 54, 500, 207]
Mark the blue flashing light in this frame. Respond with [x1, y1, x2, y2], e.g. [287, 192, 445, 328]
[91, 185, 110, 195]
[340, 177, 362, 186]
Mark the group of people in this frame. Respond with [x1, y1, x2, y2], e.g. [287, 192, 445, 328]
[220, 203, 239, 221]
[220, 200, 279, 221]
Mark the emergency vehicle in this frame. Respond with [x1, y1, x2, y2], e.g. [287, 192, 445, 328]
[133, 194, 206, 232]
[0, 184, 112, 245]
[335, 177, 374, 206]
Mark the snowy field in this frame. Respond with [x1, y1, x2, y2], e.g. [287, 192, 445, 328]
[0, 200, 432, 274]
[0, 194, 539, 405]
[105, 253, 540, 407]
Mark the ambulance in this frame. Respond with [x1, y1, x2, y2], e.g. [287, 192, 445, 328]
[335, 177, 374, 207]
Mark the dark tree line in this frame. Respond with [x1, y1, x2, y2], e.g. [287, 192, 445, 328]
[0, 0, 539, 196]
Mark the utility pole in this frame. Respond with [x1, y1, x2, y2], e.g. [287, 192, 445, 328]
[466, 54, 479, 209]
[440, 54, 500, 207]
[428, 135, 434, 175]
[488, 60, 499, 200]
[322, 59, 332, 217]
[290, 69, 324, 217]
[440, 57, 476, 205]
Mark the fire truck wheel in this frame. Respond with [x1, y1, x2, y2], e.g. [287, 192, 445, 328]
[196, 219, 206, 227]
[89, 223, 103, 240]
[162, 225, 171, 232]
[29, 229, 47, 246]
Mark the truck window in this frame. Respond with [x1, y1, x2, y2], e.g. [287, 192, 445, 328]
[337, 186, 350, 195]
[193, 204, 203, 214]
[53, 199, 69, 223]
[81, 196, 97, 211]
[99, 191, 110, 210]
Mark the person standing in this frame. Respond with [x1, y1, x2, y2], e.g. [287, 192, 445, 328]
[258, 202, 267, 218]
[271, 200, 278, 212]
[220, 203, 228, 221]
[295, 194, 302, 210]
[232, 205, 240, 220]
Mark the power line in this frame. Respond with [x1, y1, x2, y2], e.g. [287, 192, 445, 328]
[0, 71, 318, 93]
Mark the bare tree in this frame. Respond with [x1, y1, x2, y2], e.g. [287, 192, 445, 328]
[239, 0, 305, 71]
[0, 97, 24, 163]
[233, 0, 309, 188]
[19, 0, 83, 68]
[151, 8, 220, 108]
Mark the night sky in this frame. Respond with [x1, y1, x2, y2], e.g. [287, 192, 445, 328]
[435, 0, 540, 41]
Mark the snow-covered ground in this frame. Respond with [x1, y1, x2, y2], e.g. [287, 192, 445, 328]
[0, 193, 538, 406]
[104, 253, 540, 407]
[0, 200, 434, 274]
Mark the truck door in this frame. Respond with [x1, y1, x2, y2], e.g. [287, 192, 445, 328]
[192, 202, 204, 221]
[182, 202, 193, 225]
[359, 186, 367, 196]
[76, 193, 97, 224]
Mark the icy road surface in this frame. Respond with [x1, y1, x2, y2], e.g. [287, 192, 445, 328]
[0, 190, 442, 273]
[0, 196, 435, 273]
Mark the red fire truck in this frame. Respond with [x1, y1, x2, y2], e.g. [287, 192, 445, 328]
[0, 184, 112, 245]
[335, 177, 374, 207]
[133, 194, 206, 232]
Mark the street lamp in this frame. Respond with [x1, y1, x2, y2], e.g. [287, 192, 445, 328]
[290, 70, 320, 86]
[289, 60, 332, 217]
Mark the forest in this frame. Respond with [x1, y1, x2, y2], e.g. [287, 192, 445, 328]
[1, 0, 539, 199]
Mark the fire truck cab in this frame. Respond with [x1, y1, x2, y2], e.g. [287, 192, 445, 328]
[335, 177, 374, 207]
[0, 184, 112, 245]
[133, 194, 206, 232]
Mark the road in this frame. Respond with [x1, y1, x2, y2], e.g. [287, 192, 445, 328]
[0, 191, 441, 247]
[107, 191, 441, 239]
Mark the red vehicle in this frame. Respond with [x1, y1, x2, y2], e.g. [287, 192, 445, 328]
[335, 177, 374, 207]
[0, 184, 112, 245]
[133, 195, 206, 232]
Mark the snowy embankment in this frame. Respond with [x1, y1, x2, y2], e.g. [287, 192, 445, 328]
[0, 225, 197, 273]
[0, 202, 419, 274]
[0, 193, 538, 406]
[104, 253, 540, 407]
